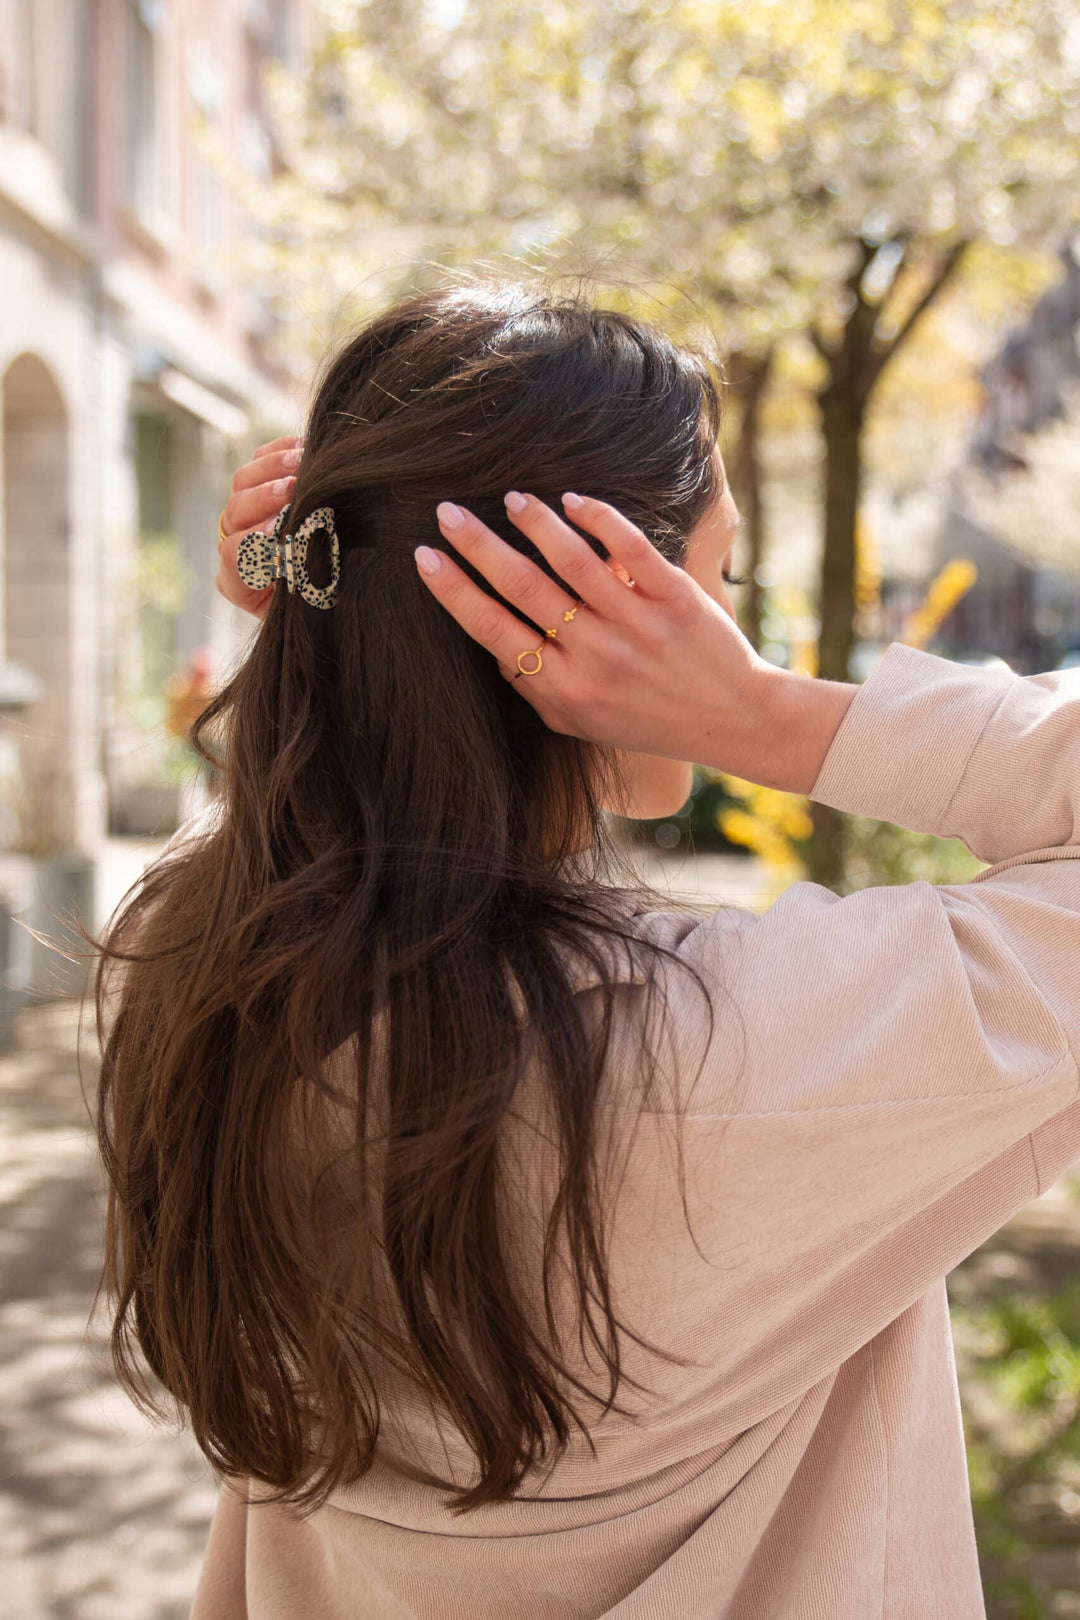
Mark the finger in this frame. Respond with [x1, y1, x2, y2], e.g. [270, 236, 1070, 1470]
[216, 513, 276, 615]
[253, 433, 303, 458]
[221, 477, 295, 539]
[215, 552, 274, 619]
[501, 492, 651, 622]
[413, 545, 563, 682]
[435, 502, 580, 631]
[231, 446, 303, 494]
[560, 493, 689, 603]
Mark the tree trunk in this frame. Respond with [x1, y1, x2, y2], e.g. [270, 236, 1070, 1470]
[802, 237, 965, 891]
[807, 370, 865, 887]
[817, 383, 864, 685]
[726, 350, 772, 649]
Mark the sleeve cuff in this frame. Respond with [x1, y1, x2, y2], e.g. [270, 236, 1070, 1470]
[809, 643, 1013, 839]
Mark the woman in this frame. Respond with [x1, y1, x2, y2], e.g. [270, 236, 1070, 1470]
[98, 281, 1080, 1619]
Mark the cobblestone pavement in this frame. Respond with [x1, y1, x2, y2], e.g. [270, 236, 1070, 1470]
[0, 1002, 215, 1620]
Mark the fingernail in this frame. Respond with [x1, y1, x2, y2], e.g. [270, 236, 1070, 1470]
[272, 477, 294, 496]
[436, 501, 465, 530]
[282, 448, 302, 468]
[504, 490, 527, 514]
[415, 545, 442, 575]
[562, 492, 584, 511]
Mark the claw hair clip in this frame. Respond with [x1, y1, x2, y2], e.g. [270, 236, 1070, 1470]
[235, 504, 341, 610]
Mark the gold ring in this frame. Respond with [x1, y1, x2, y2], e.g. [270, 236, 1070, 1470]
[217, 509, 230, 550]
[544, 626, 558, 638]
[516, 646, 544, 677]
[563, 600, 585, 622]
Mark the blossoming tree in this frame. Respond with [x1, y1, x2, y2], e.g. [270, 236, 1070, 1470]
[248, 0, 1080, 874]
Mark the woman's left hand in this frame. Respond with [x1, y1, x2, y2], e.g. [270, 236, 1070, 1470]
[216, 435, 303, 619]
[414, 491, 854, 791]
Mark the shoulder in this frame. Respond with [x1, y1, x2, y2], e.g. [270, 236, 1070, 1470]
[561, 883, 759, 993]
[562, 887, 760, 1115]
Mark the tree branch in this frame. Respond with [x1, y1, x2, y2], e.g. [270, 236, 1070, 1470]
[809, 324, 835, 362]
[862, 239, 969, 397]
[814, 238, 879, 381]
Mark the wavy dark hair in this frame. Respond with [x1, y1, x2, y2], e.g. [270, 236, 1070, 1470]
[93, 276, 725, 1515]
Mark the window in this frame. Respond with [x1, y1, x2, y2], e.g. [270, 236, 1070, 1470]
[187, 42, 227, 261]
[0, 0, 36, 131]
[266, 0, 296, 63]
[126, 0, 172, 223]
[1, 0, 92, 212]
[246, 0, 297, 65]
[133, 411, 185, 702]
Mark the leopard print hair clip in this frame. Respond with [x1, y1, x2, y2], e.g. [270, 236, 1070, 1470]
[235, 504, 341, 610]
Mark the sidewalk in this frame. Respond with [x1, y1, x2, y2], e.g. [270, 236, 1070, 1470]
[0, 1001, 215, 1620]
[629, 846, 779, 912]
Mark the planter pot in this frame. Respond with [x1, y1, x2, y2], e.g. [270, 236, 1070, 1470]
[108, 781, 182, 838]
[25, 854, 96, 1003]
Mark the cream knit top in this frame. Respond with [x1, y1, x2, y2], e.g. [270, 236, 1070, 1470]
[190, 644, 1080, 1619]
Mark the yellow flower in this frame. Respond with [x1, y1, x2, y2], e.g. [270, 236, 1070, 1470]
[717, 774, 813, 877]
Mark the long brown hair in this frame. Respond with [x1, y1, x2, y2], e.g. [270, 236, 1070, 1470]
[94, 276, 724, 1514]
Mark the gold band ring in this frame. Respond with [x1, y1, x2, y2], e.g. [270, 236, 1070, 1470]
[217, 510, 231, 550]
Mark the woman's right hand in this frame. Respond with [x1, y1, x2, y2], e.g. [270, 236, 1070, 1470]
[415, 491, 855, 794]
[216, 435, 303, 620]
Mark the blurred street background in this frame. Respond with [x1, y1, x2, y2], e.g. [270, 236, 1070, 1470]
[1, 1, 1080, 1615]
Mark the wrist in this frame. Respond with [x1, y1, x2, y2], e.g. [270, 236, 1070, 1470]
[760, 668, 857, 794]
[702, 664, 856, 794]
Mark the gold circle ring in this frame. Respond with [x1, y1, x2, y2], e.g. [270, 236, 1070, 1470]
[514, 601, 589, 677]
[217, 509, 231, 551]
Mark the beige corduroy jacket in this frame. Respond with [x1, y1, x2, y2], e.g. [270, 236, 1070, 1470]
[190, 644, 1080, 1619]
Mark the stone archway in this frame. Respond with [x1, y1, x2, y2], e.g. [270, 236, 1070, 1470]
[2, 352, 73, 852]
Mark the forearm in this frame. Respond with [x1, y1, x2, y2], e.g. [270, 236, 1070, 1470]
[697, 665, 856, 796]
[761, 670, 858, 796]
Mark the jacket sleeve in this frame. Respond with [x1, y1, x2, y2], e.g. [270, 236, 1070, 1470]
[610, 645, 1080, 1421]
[806, 640, 1080, 1159]
[811, 642, 1080, 864]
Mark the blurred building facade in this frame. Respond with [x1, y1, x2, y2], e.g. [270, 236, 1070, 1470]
[936, 243, 1080, 671]
[0, 0, 306, 861]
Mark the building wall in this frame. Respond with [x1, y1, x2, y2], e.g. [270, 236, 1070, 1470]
[0, 191, 103, 848]
[0, 0, 309, 861]
[937, 244, 1080, 672]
